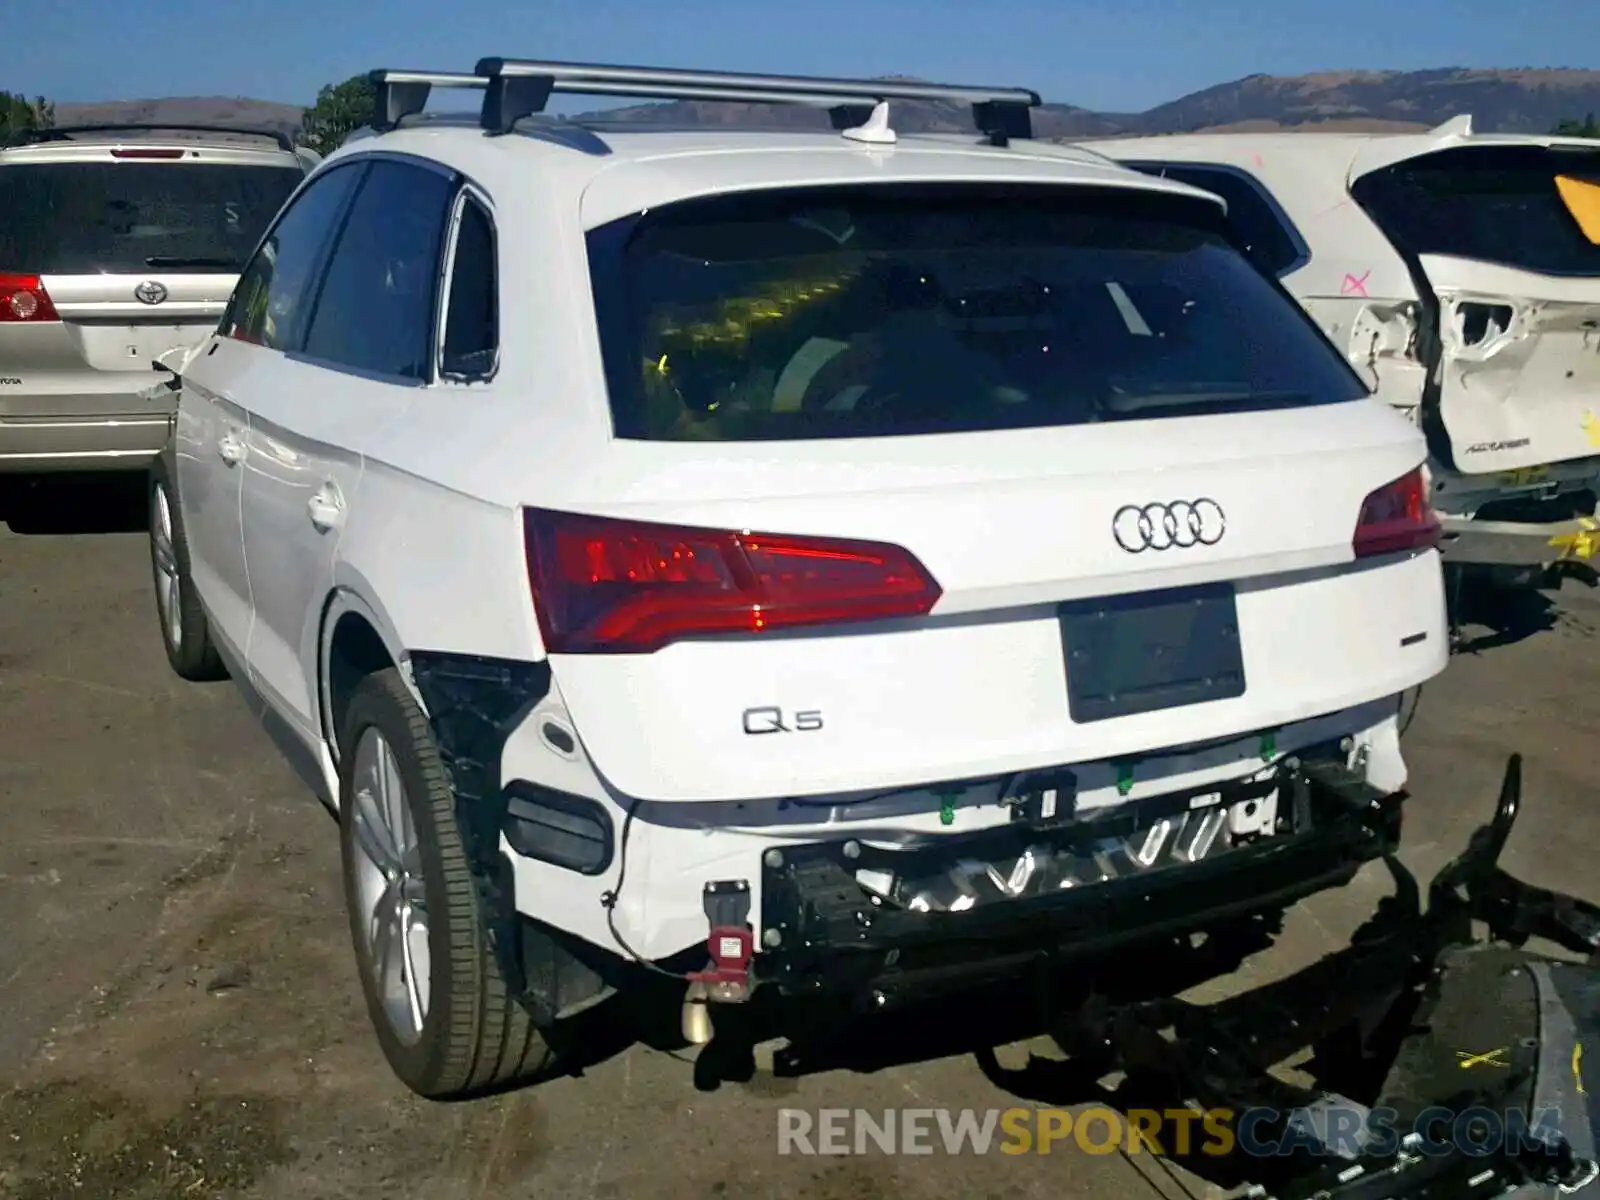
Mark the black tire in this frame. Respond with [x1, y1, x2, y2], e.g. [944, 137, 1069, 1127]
[148, 460, 226, 681]
[338, 667, 553, 1099]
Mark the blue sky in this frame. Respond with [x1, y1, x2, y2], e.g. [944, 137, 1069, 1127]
[6, 0, 1597, 114]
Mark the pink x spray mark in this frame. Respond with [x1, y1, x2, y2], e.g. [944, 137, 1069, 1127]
[1341, 270, 1371, 297]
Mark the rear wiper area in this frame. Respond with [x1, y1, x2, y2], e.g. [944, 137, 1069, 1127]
[1100, 388, 1313, 417]
[143, 255, 241, 270]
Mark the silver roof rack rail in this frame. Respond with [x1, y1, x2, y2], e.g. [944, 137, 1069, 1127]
[471, 58, 1040, 145]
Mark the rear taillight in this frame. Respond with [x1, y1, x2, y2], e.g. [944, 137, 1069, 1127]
[523, 508, 943, 654]
[1353, 467, 1441, 558]
[0, 273, 59, 323]
[110, 148, 186, 159]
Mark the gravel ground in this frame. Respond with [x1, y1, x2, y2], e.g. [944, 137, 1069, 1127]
[2, 473, 1597, 1200]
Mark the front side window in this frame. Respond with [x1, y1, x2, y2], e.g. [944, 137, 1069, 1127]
[586, 183, 1368, 443]
[1352, 145, 1600, 277]
[222, 162, 364, 351]
[301, 158, 454, 379]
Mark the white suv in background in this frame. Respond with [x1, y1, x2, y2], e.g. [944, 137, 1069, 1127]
[0, 123, 317, 473]
[149, 60, 1447, 1100]
[1091, 118, 1600, 582]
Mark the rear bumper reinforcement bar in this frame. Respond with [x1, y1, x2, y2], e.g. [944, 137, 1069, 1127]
[759, 757, 1401, 1001]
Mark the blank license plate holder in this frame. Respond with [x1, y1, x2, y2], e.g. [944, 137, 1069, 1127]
[1059, 581, 1245, 723]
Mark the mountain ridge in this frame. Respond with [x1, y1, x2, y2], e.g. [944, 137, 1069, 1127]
[51, 66, 1600, 141]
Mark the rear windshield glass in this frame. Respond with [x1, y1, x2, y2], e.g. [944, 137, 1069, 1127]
[0, 161, 302, 275]
[586, 183, 1369, 442]
[1351, 146, 1600, 278]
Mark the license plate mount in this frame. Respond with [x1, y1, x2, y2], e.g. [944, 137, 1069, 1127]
[1059, 581, 1246, 723]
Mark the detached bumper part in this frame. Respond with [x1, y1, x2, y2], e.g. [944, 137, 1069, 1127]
[1015, 755, 1600, 1200]
[759, 758, 1399, 1001]
[1438, 513, 1600, 569]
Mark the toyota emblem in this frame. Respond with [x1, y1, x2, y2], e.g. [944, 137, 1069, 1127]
[134, 280, 169, 305]
[1112, 499, 1226, 553]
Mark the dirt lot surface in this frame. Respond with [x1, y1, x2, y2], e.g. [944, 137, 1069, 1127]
[2, 475, 1598, 1200]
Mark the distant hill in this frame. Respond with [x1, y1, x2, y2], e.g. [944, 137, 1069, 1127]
[1124, 68, 1600, 135]
[51, 66, 1600, 142]
[53, 96, 303, 138]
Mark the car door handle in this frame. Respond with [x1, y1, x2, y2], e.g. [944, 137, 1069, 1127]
[217, 431, 245, 466]
[307, 482, 346, 533]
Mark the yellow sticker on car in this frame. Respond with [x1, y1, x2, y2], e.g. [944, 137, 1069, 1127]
[1499, 465, 1550, 486]
[1550, 517, 1600, 561]
[1555, 175, 1600, 245]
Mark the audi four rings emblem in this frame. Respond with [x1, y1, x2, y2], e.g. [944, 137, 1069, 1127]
[1112, 499, 1226, 553]
[134, 280, 169, 305]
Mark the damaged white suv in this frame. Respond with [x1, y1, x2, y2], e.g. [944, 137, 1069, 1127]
[1091, 118, 1600, 581]
[149, 59, 1447, 1099]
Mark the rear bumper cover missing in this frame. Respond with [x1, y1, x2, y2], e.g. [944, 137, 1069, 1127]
[758, 761, 1400, 1000]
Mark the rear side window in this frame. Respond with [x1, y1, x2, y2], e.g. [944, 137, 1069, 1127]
[439, 195, 498, 380]
[1125, 163, 1308, 278]
[0, 162, 304, 275]
[587, 183, 1368, 443]
[1352, 146, 1600, 277]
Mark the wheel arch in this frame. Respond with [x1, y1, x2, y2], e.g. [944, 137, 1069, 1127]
[319, 580, 416, 769]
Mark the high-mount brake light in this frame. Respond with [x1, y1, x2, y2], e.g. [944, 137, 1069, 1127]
[1352, 467, 1441, 558]
[110, 148, 187, 159]
[522, 509, 943, 654]
[0, 273, 59, 323]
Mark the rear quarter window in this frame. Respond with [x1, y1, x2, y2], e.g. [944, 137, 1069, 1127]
[586, 182, 1369, 443]
[0, 161, 304, 275]
[1351, 145, 1600, 277]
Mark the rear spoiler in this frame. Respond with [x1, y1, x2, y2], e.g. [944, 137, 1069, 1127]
[3, 123, 299, 154]
[1348, 112, 1600, 184]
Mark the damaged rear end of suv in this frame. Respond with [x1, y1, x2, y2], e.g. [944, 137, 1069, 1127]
[1347, 127, 1600, 581]
[389, 94, 1452, 1088]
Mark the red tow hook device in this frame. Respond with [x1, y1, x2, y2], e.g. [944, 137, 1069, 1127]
[687, 880, 755, 1003]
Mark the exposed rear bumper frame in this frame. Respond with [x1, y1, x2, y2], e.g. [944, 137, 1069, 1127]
[748, 755, 1600, 1200]
[758, 757, 1400, 1002]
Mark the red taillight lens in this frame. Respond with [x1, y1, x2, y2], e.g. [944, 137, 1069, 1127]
[523, 508, 943, 654]
[0, 273, 59, 323]
[1353, 467, 1441, 558]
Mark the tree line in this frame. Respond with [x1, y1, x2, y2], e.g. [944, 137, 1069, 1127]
[1, 92, 54, 136]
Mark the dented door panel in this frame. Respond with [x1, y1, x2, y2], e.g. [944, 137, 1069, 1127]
[1420, 254, 1600, 475]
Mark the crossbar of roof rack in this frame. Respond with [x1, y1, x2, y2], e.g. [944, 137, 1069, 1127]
[368, 70, 491, 131]
[471, 58, 1041, 143]
[566, 81, 876, 107]
[3, 123, 296, 153]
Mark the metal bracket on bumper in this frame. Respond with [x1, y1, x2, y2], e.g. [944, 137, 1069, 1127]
[758, 757, 1402, 1004]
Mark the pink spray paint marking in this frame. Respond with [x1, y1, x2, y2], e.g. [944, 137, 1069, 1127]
[1341, 270, 1371, 297]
